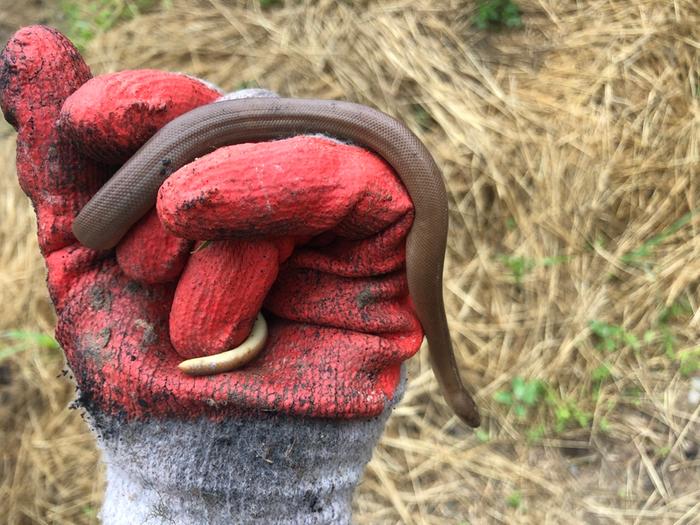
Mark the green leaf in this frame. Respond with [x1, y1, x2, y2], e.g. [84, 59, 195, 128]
[526, 424, 545, 443]
[554, 405, 571, 431]
[541, 255, 569, 267]
[555, 406, 571, 420]
[643, 330, 656, 344]
[661, 328, 676, 358]
[680, 358, 698, 376]
[574, 408, 591, 428]
[657, 445, 671, 458]
[589, 320, 612, 338]
[621, 211, 694, 265]
[591, 363, 611, 382]
[412, 104, 436, 131]
[191, 240, 213, 254]
[3, 330, 59, 350]
[474, 0, 523, 31]
[61, 0, 162, 51]
[493, 390, 513, 405]
[513, 404, 527, 419]
[236, 80, 260, 90]
[506, 490, 522, 508]
[623, 332, 640, 350]
[520, 381, 543, 406]
[659, 298, 693, 324]
[677, 347, 700, 376]
[259, 0, 283, 8]
[500, 255, 535, 284]
[511, 376, 527, 400]
[604, 338, 617, 352]
[475, 429, 490, 443]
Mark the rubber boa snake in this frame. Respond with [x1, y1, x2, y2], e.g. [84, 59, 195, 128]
[72, 98, 481, 427]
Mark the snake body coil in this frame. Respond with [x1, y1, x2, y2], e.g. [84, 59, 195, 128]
[72, 98, 480, 427]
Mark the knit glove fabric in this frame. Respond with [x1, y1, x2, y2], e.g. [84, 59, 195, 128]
[1, 26, 421, 524]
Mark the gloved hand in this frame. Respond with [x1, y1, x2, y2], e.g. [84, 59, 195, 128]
[1, 26, 422, 524]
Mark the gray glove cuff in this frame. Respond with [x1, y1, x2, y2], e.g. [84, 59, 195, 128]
[93, 368, 406, 525]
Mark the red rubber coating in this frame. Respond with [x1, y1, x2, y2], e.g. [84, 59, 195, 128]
[72, 98, 481, 427]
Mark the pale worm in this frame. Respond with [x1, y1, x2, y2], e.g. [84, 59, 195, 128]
[177, 313, 268, 375]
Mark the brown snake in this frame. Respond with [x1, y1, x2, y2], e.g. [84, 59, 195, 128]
[72, 97, 481, 427]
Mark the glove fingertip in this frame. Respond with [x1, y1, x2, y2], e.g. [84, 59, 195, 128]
[116, 209, 193, 284]
[0, 25, 90, 130]
[59, 69, 221, 165]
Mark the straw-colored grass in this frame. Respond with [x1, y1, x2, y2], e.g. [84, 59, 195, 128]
[1, 0, 698, 523]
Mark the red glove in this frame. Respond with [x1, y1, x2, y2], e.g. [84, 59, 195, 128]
[1, 26, 423, 421]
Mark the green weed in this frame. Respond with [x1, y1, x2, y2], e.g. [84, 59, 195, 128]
[61, 0, 162, 51]
[236, 80, 261, 90]
[589, 320, 639, 352]
[623, 386, 643, 406]
[526, 424, 546, 443]
[259, 0, 283, 8]
[590, 362, 613, 399]
[586, 235, 608, 252]
[190, 240, 212, 254]
[621, 211, 694, 266]
[506, 490, 522, 509]
[475, 428, 491, 443]
[657, 445, 671, 458]
[659, 328, 676, 358]
[643, 330, 656, 345]
[494, 376, 545, 419]
[541, 386, 593, 433]
[411, 104, 436, 132]
[658, 298, 693, 325]
[474, 0, 523, 30]
[81, 505, 97, 517]
[656, 298, 693, 359]
[551, 399, 591, 432]
[500, 253, 570, 284]
[495, 377, 597, 436]
[500, 255, 534, 284]
[541, 255, 570, 267]
[591, 363, 612, 383]
[677, 347, 700, 376]
[0, 330, 60, 362]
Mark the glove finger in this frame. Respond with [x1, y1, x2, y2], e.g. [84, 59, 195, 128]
[169, 238, 284, 359]
[157, 135, 414, 241]
[265, 268, 419, 334]
[59, 69, 221, 165]
[0, 26, 110, 255]
[116, 209, 193, 284]
[266, 214, 419, 333]
[290, 211, 414, 277]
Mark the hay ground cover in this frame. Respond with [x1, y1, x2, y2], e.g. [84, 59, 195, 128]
[0, 0, 698, 523]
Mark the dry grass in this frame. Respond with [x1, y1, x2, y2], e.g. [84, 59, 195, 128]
[1, 0, 699, 523]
